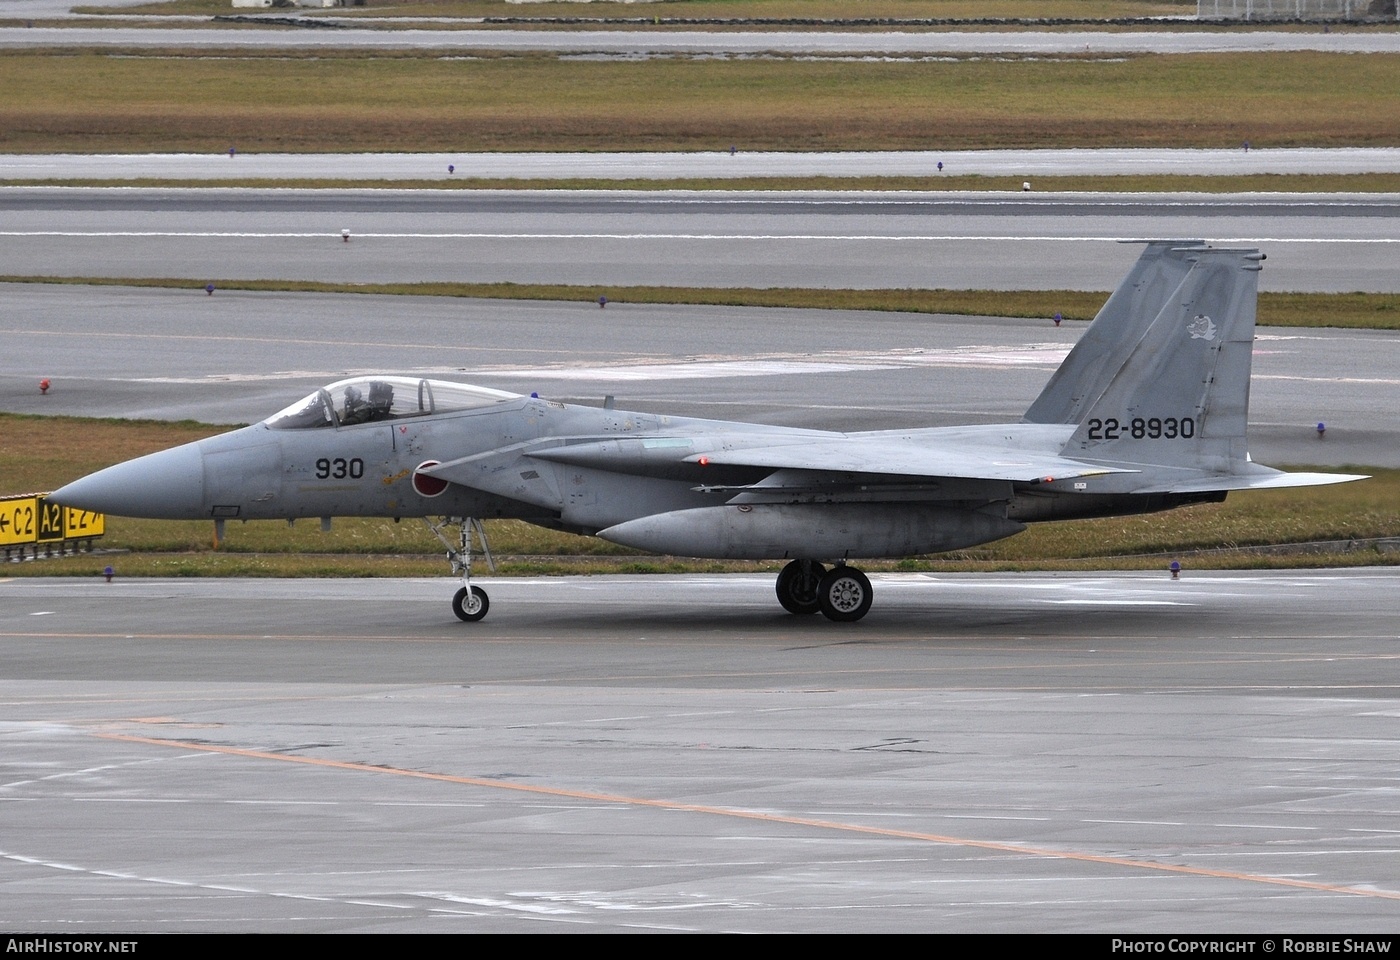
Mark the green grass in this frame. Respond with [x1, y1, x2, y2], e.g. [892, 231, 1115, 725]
[63, 1, 1202, 23]
[6, 50, 1400, 153]
[6, 276, 1400, 331]
[2, 412, 1393, 578]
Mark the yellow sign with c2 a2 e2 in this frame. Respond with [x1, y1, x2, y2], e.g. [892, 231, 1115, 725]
[0, 495, 104, 546]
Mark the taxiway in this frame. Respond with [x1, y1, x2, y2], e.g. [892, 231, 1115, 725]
[2, 571, 1399, 932]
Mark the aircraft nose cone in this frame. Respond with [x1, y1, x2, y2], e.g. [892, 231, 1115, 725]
[50, 442, 206, 520]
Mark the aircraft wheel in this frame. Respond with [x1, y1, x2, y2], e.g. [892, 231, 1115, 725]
[775, 559, 826, 615]
[817, 566, 872, 623]
[452, 585, 489, 622]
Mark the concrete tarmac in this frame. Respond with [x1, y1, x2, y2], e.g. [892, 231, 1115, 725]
[9, 148, 1400, 181]
[2, 571, 1399, 932]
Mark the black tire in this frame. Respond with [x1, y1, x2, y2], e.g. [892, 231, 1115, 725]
[817, 566, 872, 622]
[452, 585, 489, 622]
[775, 560, 826, 615]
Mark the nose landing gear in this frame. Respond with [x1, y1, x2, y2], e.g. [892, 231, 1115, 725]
[452, 584, 489, 622]
[427, 517, 494, 622]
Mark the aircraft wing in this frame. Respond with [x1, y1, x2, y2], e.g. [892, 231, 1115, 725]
[689, 441, 1369, 495]
[422, 433, 1136, 503]
[421, 427, 1361, 505]
[681, 438, 1134, 484]
[511, 424, 1138, 486]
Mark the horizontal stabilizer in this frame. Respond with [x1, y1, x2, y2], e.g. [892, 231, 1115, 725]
[1135, 470, 1369, 495]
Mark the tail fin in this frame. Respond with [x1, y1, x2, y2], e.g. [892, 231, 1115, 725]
[1061, 245, 1264, 474]
[1025, 239, 1203, 424]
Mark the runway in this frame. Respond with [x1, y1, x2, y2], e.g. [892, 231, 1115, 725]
[2, 571, 1399, 932]
[7, 26, 1400, 54]
[10, 148, 1400, 181]
[3, 187, 1398, 292]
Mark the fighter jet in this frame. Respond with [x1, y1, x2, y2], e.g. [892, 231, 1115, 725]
[52, 242, 1365, 623]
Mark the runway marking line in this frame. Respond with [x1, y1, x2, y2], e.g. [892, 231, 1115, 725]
[98, 730, 1400, 903]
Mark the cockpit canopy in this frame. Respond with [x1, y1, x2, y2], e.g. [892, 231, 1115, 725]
[264, 377, 520, 430]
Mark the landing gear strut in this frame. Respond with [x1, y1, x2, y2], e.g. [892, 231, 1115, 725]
[777, 559, 874, 622]
[426, 517, 494, 622]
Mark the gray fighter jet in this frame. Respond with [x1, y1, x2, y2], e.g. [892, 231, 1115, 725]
[52, 243, 1365, 622]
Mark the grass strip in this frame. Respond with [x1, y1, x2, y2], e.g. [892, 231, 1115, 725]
[4, 275, 1398, 330]
[65, 1, 1204, 21]
[6, 50, 1400, 153]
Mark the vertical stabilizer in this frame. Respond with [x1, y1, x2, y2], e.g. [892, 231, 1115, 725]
[1024, 240, 1204, 424]
[1061, 247, 1264, 472]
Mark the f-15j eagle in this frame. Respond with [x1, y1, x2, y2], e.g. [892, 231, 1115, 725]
[53, 242, 1365, 623]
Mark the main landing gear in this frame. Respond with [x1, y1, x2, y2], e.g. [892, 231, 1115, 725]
[775, 559, 874, 622]
[427, 517, 494, 622]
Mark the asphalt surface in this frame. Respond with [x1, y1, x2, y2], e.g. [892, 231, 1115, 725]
[6, 25, 1400, 53]
[3, 571, 1399, 933]
[9, 149, 1400, 179]
[4, 187, 1398, 292]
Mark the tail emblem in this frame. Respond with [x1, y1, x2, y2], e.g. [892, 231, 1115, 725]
[1188, 314, 1218, 341]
